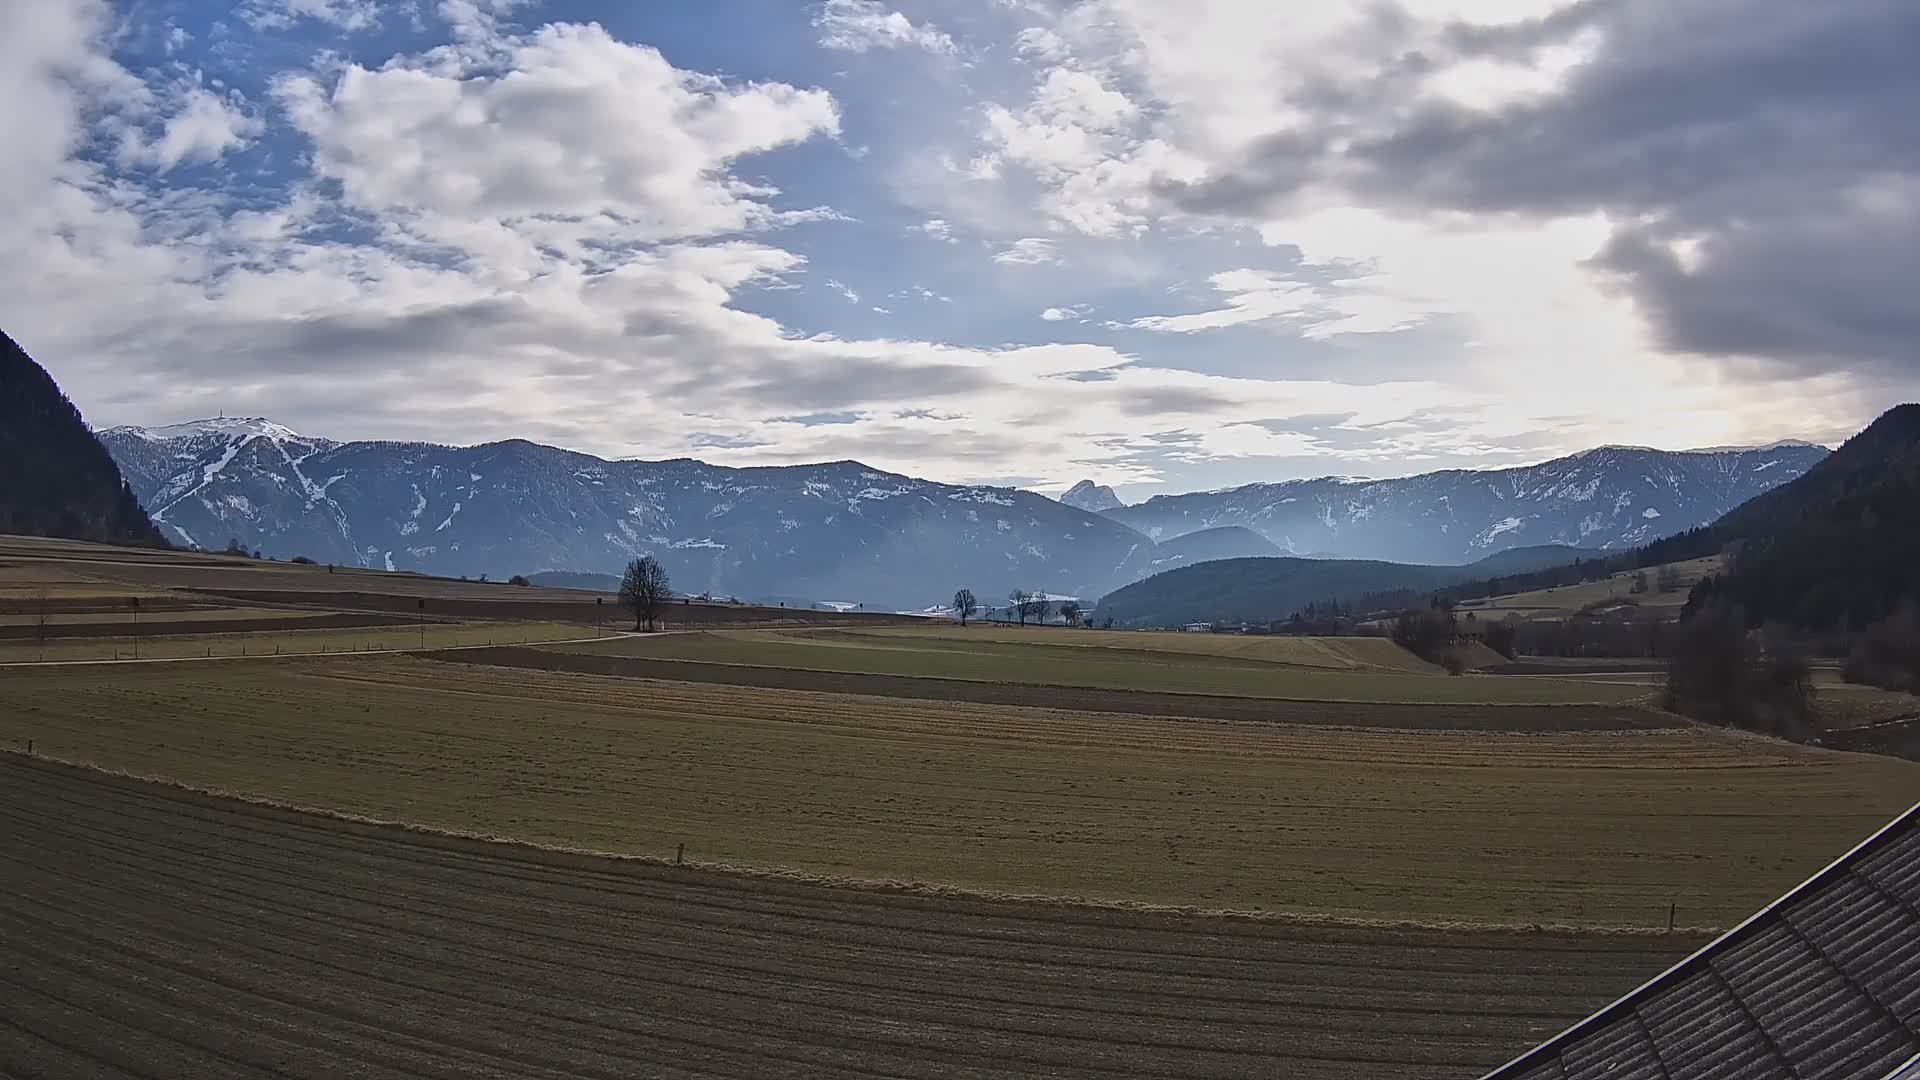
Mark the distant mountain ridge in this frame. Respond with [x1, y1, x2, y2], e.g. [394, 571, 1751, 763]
[102, 419, 1156, 608]
[100, 416, 1825, 610]
[1102, 443, 1827, 563]
[0, 330, 164, 547]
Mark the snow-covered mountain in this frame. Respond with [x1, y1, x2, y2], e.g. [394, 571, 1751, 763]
[1101, 443, 1829, 564]
[100, 419, 1157, 607]
[1058, 479, 1124, 513]
[99, 418, 1828, 607]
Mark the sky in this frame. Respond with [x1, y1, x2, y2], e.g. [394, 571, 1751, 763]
[2, 0, 1915, 499]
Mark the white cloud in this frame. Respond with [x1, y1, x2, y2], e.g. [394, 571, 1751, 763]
[826, 279, 861, 303]
[1128, 264, 1445, 339]
[909, 217, 957, 242]
[117, 83, 263, 172]
[238, 0, 384, 32]
[814, 0, 956, 55]
[271, 22, 839, 249]
[1040, 304, 1089, 321]
[993, 237, 1059, 265]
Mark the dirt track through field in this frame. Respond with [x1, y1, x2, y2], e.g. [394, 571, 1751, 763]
[0, 755, 1693, 1079]
[439, 645, 1672, 731]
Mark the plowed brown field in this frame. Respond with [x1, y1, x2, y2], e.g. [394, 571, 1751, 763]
[0, 755, 1696, 1079]
[4, 656, 1913, 928]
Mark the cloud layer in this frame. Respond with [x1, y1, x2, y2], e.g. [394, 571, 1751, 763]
[1, 0, 1910, 499]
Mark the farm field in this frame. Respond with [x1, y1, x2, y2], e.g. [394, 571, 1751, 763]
[1455, 556, 1724, 618]
[0, 620, 595, 663]
[4, 655, 1914, 929]
[870, 624, 1448, 671]
[0, 757, 1700, 1080]
[543, 628, 1651, 705]
[0, 534, 920, 629]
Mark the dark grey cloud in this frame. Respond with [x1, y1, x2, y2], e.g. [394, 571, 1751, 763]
[1161, 0, 1920, 379]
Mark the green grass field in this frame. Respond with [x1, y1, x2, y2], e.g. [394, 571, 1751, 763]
[2, 654, 1911, 929]
[1455, 556, 1723, 619]
[544, 627, 1653, 705]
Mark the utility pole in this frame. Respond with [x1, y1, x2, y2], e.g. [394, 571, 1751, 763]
[130, 596, 140, 660]
[417, 597, 426, 649]
[595, 596, 603, 638]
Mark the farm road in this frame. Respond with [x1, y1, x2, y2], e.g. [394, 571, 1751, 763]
[0, 756, 1693, 1079]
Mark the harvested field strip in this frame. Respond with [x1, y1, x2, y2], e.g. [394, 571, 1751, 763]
[455, 646, 1666, 730]
[3, 656, 1913, 928]
[831, 626, 1445, 672]
[0, 611, 415, 640]
[0, 756, 1696, 1079]
[543, 631, 1649, 705]
[0, 621, 591, 662]
[0, 606, 342, 627]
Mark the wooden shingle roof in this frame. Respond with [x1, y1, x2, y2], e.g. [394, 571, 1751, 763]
[1486, 804, 1920, 1080]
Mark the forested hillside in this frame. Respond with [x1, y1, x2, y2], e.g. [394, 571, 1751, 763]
[1687, 404, 1920, 631]
[0, 329, 164, 546]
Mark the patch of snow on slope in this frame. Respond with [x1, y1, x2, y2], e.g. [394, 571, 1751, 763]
[436, 503, 462, 532]
[409, 486, 427, 520]
[383, 551, 395, 572]
[126, 417, 304, 441]
[1642, 507, 1662, 518]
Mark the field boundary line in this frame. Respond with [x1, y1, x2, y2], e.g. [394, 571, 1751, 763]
[0, 751, 1721, 938]
[0, 630, 648, 669]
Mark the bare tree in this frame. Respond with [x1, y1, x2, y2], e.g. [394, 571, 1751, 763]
[1656, 563, 1683, 593]
[620, 556, 672, 631]
[1009, 589, 1031, 626]
[1023, 594, 1051, 625]
[952, 588, 978, 626]
[1058, 600, 1083, 627]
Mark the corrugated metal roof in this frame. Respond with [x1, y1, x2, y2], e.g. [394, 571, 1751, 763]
[1485, 803, 1920, 1080]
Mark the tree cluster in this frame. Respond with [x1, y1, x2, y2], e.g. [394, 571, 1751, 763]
[1662, 603, 1815, 740]
[1391, 601, 1464, 674]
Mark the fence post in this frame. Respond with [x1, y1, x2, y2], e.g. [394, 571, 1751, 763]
[1668, 903, 1676, 931]
[675, 842, 685, 865]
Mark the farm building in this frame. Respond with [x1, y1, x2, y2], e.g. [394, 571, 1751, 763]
[1485, 802, 1920, 1079]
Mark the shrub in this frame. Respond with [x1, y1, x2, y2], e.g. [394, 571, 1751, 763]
[508, 574, 531, 587]
[290, 555, 316, 565]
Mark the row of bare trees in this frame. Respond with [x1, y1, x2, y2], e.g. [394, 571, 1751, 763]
[950, 588, 1086, 627]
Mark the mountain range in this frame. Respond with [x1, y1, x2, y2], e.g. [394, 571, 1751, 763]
[1095, 443, 1830, 565]
[98, 417, 1826, 609]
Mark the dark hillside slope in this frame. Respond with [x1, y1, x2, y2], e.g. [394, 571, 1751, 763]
[1689, 404, 1920, 630]
[1096, 557, 1466, 628]
[0, 329, 163, 546]
[1093, 543, 1606, 628]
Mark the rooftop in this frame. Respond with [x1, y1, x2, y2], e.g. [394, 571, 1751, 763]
[1485, 802, 1920, 1080]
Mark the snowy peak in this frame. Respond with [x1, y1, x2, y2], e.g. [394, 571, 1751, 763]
[111, 417, 308, 443]
[1059, 479, 1124, 513]
[1103, 442, 1829, 563]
